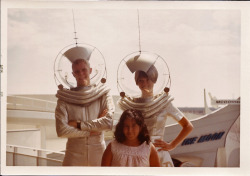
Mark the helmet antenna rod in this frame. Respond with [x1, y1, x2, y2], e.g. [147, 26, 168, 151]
[72, 9, 78, 47]
[137, 9, 141, 54]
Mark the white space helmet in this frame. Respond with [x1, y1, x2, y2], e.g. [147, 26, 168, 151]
[117, 51, 171, 98]
[54, 43, 106, 88]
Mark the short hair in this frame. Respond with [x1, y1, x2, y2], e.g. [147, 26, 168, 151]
[72, 58, 90, 71]
[135, 65, 158, 84]
[114, 109, 150, 145]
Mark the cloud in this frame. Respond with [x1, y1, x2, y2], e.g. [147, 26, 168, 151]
[6, 8, 240, 106]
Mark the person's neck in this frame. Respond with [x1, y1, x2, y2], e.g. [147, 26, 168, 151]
[72, 84, 91, 91]
[77, 81, 91, 87]
[77, 79, 90, 87]
[77, 84, 90, 87]
[141, 92, 153, 98]
[141, 88, 154, 98]
[123, 139, 141, 147]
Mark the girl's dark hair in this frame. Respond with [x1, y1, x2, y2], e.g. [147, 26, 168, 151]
[114, 109, 150, 145]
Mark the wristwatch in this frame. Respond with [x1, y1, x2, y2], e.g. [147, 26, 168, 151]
[77, 120, 81, 130]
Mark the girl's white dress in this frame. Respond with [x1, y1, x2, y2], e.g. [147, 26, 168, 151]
[111, 140, 152, 167]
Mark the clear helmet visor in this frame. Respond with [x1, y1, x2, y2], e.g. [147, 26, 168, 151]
[117, 51, 171, 98]
[54, 43, 106, 88]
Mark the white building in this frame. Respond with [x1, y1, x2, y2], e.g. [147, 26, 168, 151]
[6, 94, 240, 167]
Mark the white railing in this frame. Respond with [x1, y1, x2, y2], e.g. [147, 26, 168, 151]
[7, 95, 56, 112]
[6, 144, 64, 166]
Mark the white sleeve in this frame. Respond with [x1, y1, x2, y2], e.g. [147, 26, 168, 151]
[80, 91, 115, 131]
[166, 101, 184, 121]
[55, 99, 90, 138]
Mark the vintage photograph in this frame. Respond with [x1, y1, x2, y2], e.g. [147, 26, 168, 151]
[1, 0, 248, 175]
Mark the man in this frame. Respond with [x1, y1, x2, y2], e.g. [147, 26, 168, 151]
[55, 46, 114, 166]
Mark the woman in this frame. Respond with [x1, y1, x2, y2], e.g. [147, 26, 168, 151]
[117, 53, 193, 167]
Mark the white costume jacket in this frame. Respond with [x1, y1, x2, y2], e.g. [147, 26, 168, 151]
[118, 92, 184, 167]
[55, 84, 114, 166]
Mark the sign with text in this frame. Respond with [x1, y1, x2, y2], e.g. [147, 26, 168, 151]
[181, 131, 225, 146]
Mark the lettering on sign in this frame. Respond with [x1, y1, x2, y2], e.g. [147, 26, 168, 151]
[181, 131, 225, 146]
[216, 100, 240, 104]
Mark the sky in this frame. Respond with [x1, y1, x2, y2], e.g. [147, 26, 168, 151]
[5, 2, 241, 107]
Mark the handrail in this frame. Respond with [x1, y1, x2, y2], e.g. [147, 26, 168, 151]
[7, 144, 64, 154]
[6, 151, 63, 163]
[6, 144, 64, 166]
[7, 95, 57, 112]
[7, 95, 56, 103]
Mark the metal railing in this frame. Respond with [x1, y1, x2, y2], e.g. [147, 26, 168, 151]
[6, 144, 64, 166]
[7, 95, 56, 112]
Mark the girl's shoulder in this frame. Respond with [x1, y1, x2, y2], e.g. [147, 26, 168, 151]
[149, 142, 155, 149]
[110, 140, 123, 151]
[111, 139, 119, 145]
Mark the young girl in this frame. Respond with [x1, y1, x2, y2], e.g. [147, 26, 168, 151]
[101, 109, 160, 167]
